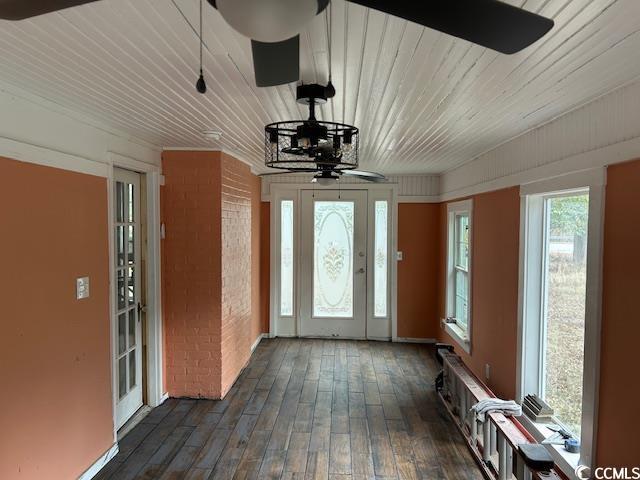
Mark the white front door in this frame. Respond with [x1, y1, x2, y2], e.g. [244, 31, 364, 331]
[114, 168, 143, 429]
[299, 190, 368, 338]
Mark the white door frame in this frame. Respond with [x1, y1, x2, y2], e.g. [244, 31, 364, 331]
[106, 152, 164, 442]
[269, 182, 398, 340]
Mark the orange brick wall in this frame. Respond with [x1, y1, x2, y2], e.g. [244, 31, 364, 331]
[161, 150, 262, 399]
[220, 153, 254, 396]
[162, 151, 223, 398]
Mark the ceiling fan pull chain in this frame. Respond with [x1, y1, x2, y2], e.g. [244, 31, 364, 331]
[196, 0, 207, 94]
[325, 1, 336, 98]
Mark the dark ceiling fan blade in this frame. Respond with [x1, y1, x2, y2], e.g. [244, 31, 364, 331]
[258, 169, 317, 177]
[342, 170, 387, 183]
[252, 36, 300, 87]
[346, 0, 553, 54]
[0, 0, 99, 20]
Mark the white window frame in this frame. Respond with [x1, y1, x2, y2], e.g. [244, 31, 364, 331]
[517, 169, 605, 477]
[270, 193, 298, 337]
[444, 199, 473, 353]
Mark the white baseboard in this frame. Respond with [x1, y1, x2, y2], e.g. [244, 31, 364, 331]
[78, 442, 119, 480]
[117, 406, 151, 441]
[251, 333, 268, 353]
[394, 337, 437, 344]
[160, 392, 169, 403]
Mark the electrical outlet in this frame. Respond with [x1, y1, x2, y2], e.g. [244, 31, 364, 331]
[485, 364, 491, 380]
[76, 277, 90, 300]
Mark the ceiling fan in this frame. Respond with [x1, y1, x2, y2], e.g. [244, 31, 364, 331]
[208, 0, 554, 87]
[1, 1, 554, 88]
[260, 82, 386, 185]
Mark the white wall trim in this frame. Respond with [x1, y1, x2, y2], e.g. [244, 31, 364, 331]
[0, 136, 109, 177]
[251, 333, 268, 353]
[144, 171, 164, 408]
[397, 195, 440, 203]
[394, 337, 437, 344]
[77, 442, 119, 480]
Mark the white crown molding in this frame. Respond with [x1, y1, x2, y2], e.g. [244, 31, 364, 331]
[0, 136, 109, 177]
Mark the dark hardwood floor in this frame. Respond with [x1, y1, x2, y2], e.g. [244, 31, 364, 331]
[96, 338, 483, 480]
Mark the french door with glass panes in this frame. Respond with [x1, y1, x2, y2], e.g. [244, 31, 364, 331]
[114, 169, 143, 429]
[299, 190, 368, 338]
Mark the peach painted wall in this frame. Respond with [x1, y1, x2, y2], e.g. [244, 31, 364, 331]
[437, 187, 521, 400]
[250, 176, 263, 344]
[260, 202, 270, 334]
[597, 159, 640, 467]
[397, 203, 441, 339]
[162, 151, 223, 398]
[0, 157, 113, 480]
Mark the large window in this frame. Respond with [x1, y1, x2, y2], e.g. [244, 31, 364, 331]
[445, 200, 472, 351]
[519, 175, 604, 474]
[542, 194, 588, 436]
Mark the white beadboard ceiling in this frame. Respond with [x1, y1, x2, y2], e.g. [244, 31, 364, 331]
[0, 0, 639, 174]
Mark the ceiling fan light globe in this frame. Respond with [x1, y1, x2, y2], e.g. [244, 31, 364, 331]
[316, 176, 336, 186]
[217, 0, 318, 43]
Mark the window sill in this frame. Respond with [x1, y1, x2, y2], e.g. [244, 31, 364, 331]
[441, 320, 471, 354]
[518, 414, 581, 479]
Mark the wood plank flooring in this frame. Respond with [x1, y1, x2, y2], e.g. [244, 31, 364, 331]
[96, 338, 483, 480]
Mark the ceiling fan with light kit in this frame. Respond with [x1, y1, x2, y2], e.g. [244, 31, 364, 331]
[259, 82, 386, 185]
[1, 0, 554, 88]
[0, 0, 554, 183]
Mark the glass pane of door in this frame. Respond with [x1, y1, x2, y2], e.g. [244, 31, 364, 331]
[313, 201, 355, 318]
[374, 201, 388, 318]
[115, 179, 139, 398]
[280, 200, 294, 316]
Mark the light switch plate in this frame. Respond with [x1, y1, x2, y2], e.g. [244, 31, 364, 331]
[396, 251, 403, 261]
[77, 277, 90, 300]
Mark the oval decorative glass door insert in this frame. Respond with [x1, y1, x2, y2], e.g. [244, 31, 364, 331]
[313, 201, 354, 317]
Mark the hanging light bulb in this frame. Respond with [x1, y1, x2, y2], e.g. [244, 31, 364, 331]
[269, 131, 279, 158]
[333, 134, 341, 152]
[342, 130, 353, 153]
